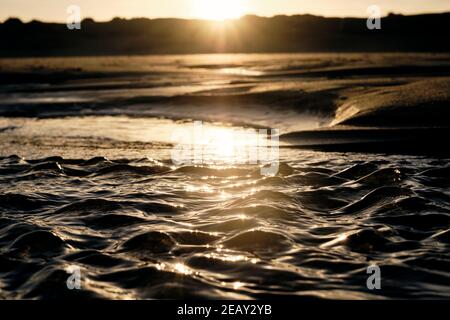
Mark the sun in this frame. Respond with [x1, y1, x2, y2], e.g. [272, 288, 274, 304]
[191, 0, 247, 20]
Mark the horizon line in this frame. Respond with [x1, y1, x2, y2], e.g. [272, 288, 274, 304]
[2, 10, 450, 24]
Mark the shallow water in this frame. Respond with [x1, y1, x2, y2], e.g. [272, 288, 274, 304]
[1, 145, 449, 299]
[0, 54, 450, 299]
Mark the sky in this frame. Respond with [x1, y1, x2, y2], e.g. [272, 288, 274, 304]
[1, 0, 450, 22]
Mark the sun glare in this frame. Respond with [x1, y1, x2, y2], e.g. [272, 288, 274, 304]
[191, 0, 247, 20]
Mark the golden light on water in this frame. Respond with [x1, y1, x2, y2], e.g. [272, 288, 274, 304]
[174, 263, 193, 275]
[171, 121, 279, 168]
[205, 128, 236, 160]
[233, 281, 244, 290]
[191, 0, 247, 20]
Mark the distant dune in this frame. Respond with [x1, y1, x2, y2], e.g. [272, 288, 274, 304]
[1, 13, 450, 56]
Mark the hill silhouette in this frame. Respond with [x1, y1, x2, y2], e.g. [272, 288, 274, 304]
[1, 13, 450, 56]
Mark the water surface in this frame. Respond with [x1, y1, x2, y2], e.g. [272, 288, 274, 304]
[0, 53, 449, 299]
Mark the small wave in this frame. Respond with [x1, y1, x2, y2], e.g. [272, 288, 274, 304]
[173, 166, 253, 177]
[333, 162, 379, 180]
[81, 214, 147, 230]
[0, 193, 54, 211]
[321, 228, 392, 253]
[91, 164, 171, 177]
[429, 229, 450, 243]
[201, 218, 260, 233]
[0, 154, 449, 299]
[354, 167, 405, 185]
[64, 250, 130, 268]
[171, 230, 219, 245]
[54, 199, 124, 215]
[119, 231, 177, 255]
[9, 230, 67, 258]
[335, 186, 411, 214]
[221, 229, 293, 253]
[373, 212, 450, 231]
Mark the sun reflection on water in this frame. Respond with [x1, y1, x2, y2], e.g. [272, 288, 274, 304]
[171, 121, 279, 169]
[174, 263, 194, 275]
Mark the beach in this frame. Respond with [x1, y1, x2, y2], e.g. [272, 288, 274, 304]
[0, 53, 449, 299]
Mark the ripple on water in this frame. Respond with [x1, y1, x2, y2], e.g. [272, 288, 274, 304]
[0, 193, 55, 211]
[119, 231, 177, 255]
[0, 154, 449, 299]
[221, 229, 294, 253]
[9, 230, 67, 258]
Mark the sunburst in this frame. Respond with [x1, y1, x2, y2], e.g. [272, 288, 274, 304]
[191, 0, 247, 20]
